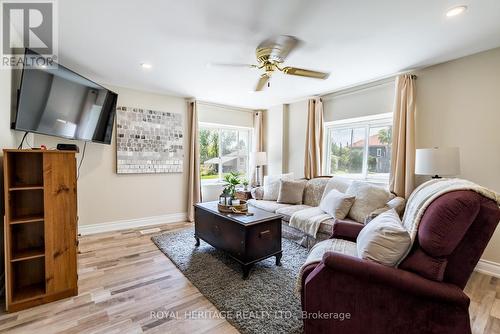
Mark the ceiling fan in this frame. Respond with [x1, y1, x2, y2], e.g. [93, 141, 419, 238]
[212, 35, 330, 91]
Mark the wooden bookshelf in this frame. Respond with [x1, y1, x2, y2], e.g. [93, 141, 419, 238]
[3, 149, 78, 312]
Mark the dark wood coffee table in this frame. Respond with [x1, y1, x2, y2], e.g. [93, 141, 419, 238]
[194, 201, 282, 279]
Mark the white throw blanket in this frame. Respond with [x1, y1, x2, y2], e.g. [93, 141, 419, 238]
[397, 178, 500, 265]
[289, 207, 331, 238]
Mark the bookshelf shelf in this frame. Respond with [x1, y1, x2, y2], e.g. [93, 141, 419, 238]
[3, 149, 78, 312]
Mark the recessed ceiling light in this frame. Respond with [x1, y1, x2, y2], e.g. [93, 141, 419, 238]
[140, 63, 152, 69]
[446, 5, 468, 17]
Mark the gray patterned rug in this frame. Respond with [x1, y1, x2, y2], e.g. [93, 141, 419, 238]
[151, 228, 309, 334]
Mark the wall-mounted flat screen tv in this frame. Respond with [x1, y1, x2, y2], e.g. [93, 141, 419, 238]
[14, 49, 118, 144]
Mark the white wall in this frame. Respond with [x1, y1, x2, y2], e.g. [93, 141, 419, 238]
[264, 104, 286, 175]
[415, 47, 500, 263]
[0, 69, 22, 209]
[285, 100, 308, 178]
[33, 86, 190, 226]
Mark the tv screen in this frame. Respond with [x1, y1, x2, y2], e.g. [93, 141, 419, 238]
[14, 50, 117, 144]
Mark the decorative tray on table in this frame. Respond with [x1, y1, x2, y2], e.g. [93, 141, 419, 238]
[217, 200, 249, 214]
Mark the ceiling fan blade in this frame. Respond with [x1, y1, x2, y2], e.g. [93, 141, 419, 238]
[256, 35, 301, 62]
[282, 66, 330, 79]
[209, 62, 256, 68]
[255, 74, 270, 91]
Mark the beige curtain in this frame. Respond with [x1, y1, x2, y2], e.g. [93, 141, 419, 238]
[390, 74, 417, 198]
[250, 111, 264, 186]
[187, 100, 201, 222]
[304, 98, 324, 179]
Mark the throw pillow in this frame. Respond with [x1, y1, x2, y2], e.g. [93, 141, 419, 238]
[277, 179, 307, 204]
[319, 189, 356, 219]
[263, 173, 294, 201]
[321, 176, 352, 200]
[356, 209, 411, 266]
[345, 181, 391, 223]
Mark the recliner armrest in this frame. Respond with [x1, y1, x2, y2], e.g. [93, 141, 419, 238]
[330, 220, 364, 242]
[318, 252, 469, 306]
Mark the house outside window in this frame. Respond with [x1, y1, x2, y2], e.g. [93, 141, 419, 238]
[199, 123, 252, 183]
[324, 113, 393, 183]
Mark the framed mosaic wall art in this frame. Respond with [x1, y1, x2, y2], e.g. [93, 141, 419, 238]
[116, 106, 184, 174]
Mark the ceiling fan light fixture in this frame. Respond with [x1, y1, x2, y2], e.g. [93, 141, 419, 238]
[446, 5, 467, 17]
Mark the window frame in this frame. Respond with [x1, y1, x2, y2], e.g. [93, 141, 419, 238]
[323, 113, 393, 184]
[199, 122, 253, 184]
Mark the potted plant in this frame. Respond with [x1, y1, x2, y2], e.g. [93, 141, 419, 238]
[242, 178, 249, 191]
[222, 171, 242, 201]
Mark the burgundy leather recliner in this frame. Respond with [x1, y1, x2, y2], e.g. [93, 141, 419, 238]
[300, 190, 500, 334]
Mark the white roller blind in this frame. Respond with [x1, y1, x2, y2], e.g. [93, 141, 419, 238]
[197, 102, 254, 127]
[323, 81, 395, 122]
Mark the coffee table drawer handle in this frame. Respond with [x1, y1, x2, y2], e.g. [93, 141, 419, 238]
[259, 230, 271, 238]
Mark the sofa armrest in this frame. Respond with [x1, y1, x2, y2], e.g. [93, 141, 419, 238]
[317, 252, 468, 306]
[387, 196, 406, 215]
[250, 186, 264, 200]
[364, 196, 406, 224]
[330, 220, 364, 242]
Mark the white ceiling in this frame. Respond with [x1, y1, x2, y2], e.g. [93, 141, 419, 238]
[59, 0, 500, 109]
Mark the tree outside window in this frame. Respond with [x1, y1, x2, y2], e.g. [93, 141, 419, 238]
[199, 124, 251, 181]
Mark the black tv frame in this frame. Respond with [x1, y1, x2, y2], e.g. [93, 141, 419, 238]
[13, 48, 118, 145]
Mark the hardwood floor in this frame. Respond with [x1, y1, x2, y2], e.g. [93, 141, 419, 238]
[0, 222, 498, 333]
[0, 222, 238, 334]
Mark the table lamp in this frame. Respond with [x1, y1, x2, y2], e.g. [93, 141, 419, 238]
[415, 147, 460, 179]
[250, 151, 267, 186]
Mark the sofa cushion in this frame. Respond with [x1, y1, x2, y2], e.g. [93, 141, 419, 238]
[321, 176, 352, 200]
[278, 179, 307, 204]
[276, 205, 312, 221]
[346, 181, 392, 223]
[303, 238, 358, 269]
[303, 177, 330, 206]
[247, 199, 291, 213]
[319, 189, 355, 219]
[317, 218, 335, 235]
[356, 209, 411, 266]
[262, 173, 294, 201]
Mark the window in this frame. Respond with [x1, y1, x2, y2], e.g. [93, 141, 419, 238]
[199, 123, 252, 182]
[325, 113, 392, 182]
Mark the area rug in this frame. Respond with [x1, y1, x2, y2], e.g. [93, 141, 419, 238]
[151, 228, 309, 334]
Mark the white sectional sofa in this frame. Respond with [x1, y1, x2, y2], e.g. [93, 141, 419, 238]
[248, 176, 405, 248]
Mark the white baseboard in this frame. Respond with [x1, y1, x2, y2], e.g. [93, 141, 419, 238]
[78, 212, 188, 235]
[475, 259, 500, 278]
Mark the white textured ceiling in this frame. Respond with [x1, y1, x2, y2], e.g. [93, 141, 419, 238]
[58, 0, 500, 109]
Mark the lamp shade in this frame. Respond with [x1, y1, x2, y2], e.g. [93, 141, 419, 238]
[415, 147, 460, 176]
[250, 151, 267, 166]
